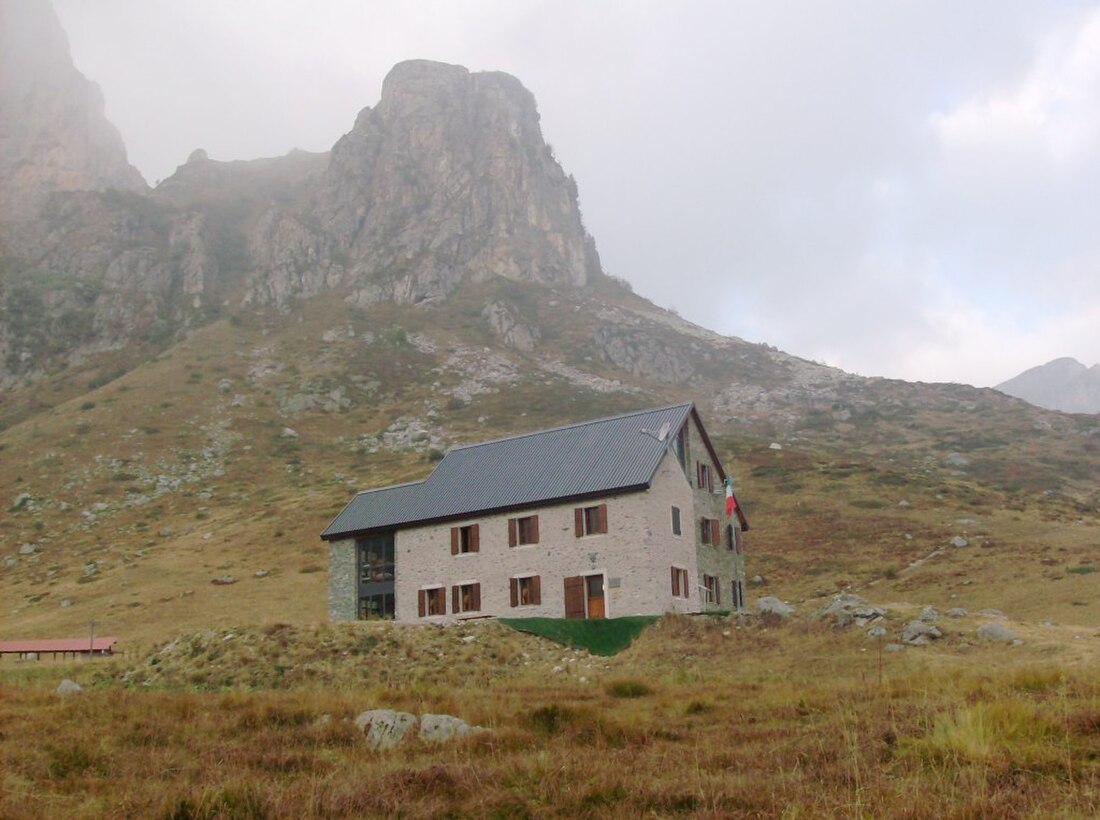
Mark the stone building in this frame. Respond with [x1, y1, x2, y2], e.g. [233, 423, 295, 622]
[322, 403, 748, 622]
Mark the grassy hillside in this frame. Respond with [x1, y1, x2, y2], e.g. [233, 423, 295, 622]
[1, 278, 1099, 648]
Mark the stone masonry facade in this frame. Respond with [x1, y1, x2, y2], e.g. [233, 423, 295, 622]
[327, 413, 746, 622]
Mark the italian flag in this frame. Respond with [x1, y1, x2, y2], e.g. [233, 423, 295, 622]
[725, 477, 737, 517]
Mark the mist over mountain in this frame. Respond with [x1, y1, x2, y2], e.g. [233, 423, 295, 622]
[0, 0, 145, 227]
[997, 358, 1100, 415]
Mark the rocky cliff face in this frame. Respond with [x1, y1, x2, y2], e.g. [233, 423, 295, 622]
[247, 60, 600, 307]
[0, 2, 603, 386]
[0, 0, 146, 233]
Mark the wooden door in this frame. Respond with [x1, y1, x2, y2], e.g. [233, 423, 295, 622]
[585, 574, 605, 619]
[563, 575, 585, 619]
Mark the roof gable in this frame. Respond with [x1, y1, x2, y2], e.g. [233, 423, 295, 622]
[322, 403, 697, 538]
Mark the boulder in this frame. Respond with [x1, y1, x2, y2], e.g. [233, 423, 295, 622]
[355, 709, 419, 750]
[819, 593, 885, 628]
[950, 536, 969, 548]
[18, 542, 39, 555]
[976, 622, 1017, 643]
[755, 597, 795, 617]
[946, 607, 968, 618]
[56, 679, 83, 696]
[918, 606, 939, 622]
[419, 714, 482, 743]
[210, 575, 237, 585]
[901, 620, 942, 645]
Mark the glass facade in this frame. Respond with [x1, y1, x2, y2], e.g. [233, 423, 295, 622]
[357, 532, 395, 619]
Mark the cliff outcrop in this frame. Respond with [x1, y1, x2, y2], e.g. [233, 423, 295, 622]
[0, 1, 602, 384]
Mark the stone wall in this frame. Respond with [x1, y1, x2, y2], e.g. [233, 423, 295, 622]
[394, 449, 701, 622]
[328, 537, 357, 621]
[685, 414, 746, 611]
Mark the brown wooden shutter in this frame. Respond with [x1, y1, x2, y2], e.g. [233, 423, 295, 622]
[711, 519, 720, 546]
[450, 527, 459, 556]
[564, 575, 585, 619]
[508, 518, 517, 547]
[531, 515, 539, 543]
[671, 566, 679, 596]
[470, 524, 480, 553]
[726, 524, 733, 550]
[715, 578, 722, 606]
[531, 575, 541, 605]
[418, 589, 426, 617]
[509, 578, 519, 607]
[452, 585, 460, 613]
[700, 518, 709, 544]
[574, 507, 584, 537]
[472, 583, 481, 611]
[696, 462, 703, 488]
[597, 503, 608, 534]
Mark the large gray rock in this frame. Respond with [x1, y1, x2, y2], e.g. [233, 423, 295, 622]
[976, 622, 1017, 643]
[756, 597, 795, 617]
[819, 593, 885, 628]
[56, 679, 83, 696]
[354, 709, 418, 750]
[419, 713, 482, 743]
[901, 620, 942, 645]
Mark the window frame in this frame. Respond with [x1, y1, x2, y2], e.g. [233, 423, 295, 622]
[510, 574, 542, 607]
[574, 503, 608, 537]
[450, 523, 480, 555]
[703, 574, 720, 606]
[418, 585, 446, 617]
[671, 505, 681, 536]
[508, 514, 540, 547]
[670, 566, 689, 599]
[452, 581, 481, 614]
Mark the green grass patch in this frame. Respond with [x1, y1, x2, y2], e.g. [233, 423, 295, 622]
[500, 616, 658, 656]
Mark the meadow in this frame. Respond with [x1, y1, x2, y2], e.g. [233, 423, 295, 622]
[2, 614, 1098, 818]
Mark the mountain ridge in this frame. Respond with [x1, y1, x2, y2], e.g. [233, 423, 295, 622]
[997, 357, 1100, 414]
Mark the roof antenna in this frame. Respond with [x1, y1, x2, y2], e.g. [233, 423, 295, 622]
[640, 421, 672, 442]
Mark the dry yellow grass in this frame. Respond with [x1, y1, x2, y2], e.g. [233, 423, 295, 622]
[2, 615, 1098, 818]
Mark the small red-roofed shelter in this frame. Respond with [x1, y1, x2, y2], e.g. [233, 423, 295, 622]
[0, 637, 117, 660]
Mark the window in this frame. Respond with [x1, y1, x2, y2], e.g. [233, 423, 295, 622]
[670, 566, 689, 599]
[703, 574, 721, 606]
[696, 462, 714, 492]
[508, 515, 540, 546]
[357, 534, 394, 583]
[700, 517, 720, 546]
[726, 524, 743, 553]
[452, 582, 481, 614]
[671, 506, 681, 536]
[510, 575, 541, 607]
[574, 503, 608, 537]
[450, 524, 479, 555]
[674, 424, 687, 469]
[731, 579, 745, 611]
[358, 592, 395, 620]
[417, 586, 446, 617]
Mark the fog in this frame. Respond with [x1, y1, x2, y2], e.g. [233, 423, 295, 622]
[53, 0, 1100, 387]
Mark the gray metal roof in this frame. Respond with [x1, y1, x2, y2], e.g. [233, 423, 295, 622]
[321, 402, 698, 539]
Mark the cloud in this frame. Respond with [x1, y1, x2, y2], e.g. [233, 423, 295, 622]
[49, 0, 1100, 387]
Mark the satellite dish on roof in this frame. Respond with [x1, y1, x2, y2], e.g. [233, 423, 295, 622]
[657, 421, 671, 441]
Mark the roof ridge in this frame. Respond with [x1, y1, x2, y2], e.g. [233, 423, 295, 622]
[351, 479, 425, 497]
[445, 402, 694, 453]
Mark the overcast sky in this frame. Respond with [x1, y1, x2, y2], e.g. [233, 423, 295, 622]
[52, 1, 1100, 388]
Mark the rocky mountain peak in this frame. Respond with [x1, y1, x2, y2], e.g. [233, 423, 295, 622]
[996, 357, 1100, 414]
[0, 0, 146, 231]
[248, 59, 601, 306]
